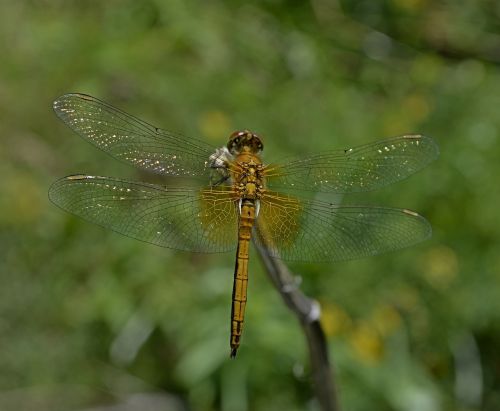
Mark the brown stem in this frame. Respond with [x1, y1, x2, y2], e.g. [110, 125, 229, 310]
[253, 238, 341, 411]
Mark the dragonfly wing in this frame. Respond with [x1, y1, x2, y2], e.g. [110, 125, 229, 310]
[49, 175, 239, 253]
[265, 135, 439, 193]
[255, 191, 431, 262]
[53, 94, 218, 179]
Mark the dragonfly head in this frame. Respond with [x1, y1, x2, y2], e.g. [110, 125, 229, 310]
[227, 130, 263, 155]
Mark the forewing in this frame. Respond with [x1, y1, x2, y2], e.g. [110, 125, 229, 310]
[49, 175, 239, 253]
[53, 94, 217, 178]
[265, 135, 439, 193]
[255, 191, 431, 262]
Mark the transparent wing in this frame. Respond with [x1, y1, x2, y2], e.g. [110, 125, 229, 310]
[255, 191, 431, 262]
[265, 135, 439, 193]
[49, 175, 239, 253]
[53, 94, 217, 178]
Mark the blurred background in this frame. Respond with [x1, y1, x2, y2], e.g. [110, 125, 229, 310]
[1, 1, 499, 410]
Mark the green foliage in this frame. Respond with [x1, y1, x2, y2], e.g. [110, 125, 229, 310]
[1, 1, 499, 410]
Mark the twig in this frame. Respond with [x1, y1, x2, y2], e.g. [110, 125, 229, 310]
[253, 238, 341, 411]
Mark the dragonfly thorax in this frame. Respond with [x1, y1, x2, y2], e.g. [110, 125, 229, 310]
[234, 160, 264, 200]
[227, 130, 263, 155]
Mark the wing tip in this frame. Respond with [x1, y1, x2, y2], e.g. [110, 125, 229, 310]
[404, 134, 440, 160]
[402, 208, 433, 241]
[48, 175, 97, 201]
[53, 93, 95, 111]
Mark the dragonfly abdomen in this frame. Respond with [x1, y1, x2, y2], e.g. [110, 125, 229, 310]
[230, 199, 256, 358]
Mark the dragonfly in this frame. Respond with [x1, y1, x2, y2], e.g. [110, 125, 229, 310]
[49, 93, 439, 358]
